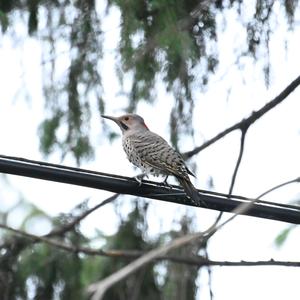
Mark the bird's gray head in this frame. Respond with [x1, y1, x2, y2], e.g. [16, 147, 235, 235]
[101, 113, 149, 133]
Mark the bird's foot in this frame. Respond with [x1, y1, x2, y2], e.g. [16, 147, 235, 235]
[134, 173, 148, 186]
[160, 176, 173, 190]
[189, 196, 207, 208]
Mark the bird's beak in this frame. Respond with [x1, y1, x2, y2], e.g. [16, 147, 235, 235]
[102, 115, 129, 132]
[102, 114, 123, 128]
[101, 115, 121, 126]
[101, 115, 117, 122]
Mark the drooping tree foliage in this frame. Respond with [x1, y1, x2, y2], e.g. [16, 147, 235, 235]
[0, 0, 298, 161]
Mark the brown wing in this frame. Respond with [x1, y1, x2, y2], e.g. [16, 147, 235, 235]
[130, 131, 192, 180]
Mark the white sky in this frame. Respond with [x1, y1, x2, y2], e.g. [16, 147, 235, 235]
[0, 2, 300, 299]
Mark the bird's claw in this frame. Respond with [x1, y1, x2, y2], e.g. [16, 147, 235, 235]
[134, 174, 147, 186]
[160, 176, 173, 190]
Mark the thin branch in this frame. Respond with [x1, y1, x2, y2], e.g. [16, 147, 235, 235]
[46, 194, 119, 237]
[211, 179, 287, 238]
[87, 191, 280, 299]
[204, 249, 214, 300]
[0, 222, 104, 255]
[87, 230, 213, 300]
[0, 222, 299, 268]
[183, 74, 300, 159]
[167, 257, 300, 267]
[228, 128, 248, 195]
[205, 127, 249, 237]
[257, 177, 300, 199]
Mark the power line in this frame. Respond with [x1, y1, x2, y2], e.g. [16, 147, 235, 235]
[0, 155, 299, 224]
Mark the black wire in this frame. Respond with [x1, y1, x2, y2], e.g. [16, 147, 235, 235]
[0, 155, 299, 224]
[1, 154, 298, 210]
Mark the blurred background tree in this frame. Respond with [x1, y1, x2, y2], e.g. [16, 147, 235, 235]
[1, 0, 297, 161]
[0, 0, 299, 299]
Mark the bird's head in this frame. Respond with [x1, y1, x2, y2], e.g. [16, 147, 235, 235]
[101, 113, 149, 133]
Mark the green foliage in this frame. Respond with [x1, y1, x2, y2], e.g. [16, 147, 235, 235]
[98, 200, 162, 300]
[3, 0, 297, 160]
[1, 198, 195, 299]
[112, 0, 220, 147]
[0, 10, 8, 32]
[38, 112, 62, 156]
[0, 201, 101, 299]
[14, 242, 86, 299]
[28, 0, 39, 34]
[0, 0, 16, 14]
[274, 225, 296, 248]
[160, 214, 199, 300]
[282, 0, 299, 25]
[1, 2, 299, 298]
[13, 0, 103, 164]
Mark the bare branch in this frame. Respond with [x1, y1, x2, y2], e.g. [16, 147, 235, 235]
[0, 195, 119, 259]
[87, 190, 279, 299]
[0, 222, 101, 254]
[228, 128, 248, 195]
[183, 75, 300, 159]
[165, 256, 300, 267]
[46, 194, 119, 237]
[257, 177, 300, 200]
[87, 231, 211, 300]
[1, 222, 299, 268]
[205, 127, 249, 237]
[204, 249, 214, 300]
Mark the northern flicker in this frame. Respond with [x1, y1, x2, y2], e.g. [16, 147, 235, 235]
[102, 113, 203, 206]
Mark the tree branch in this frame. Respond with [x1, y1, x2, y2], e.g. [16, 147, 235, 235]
[210, 127, 248, 228]
[256, 177, 300, 199]
[228, 127, 248, 195]
[0, 222, 106, 255]
[87, 189, 284, 299]
[1, 222, 299, 268]
[87, 231, 212, 300]
[183, 75, 300, 159]
[201, 125, 250, 238]
[165, 256, 300, 267]
[46, 194, 119, 237]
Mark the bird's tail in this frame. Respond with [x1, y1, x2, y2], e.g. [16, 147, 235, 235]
[177, 177, 204, 207]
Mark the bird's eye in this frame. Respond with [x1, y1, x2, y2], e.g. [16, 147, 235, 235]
[124, 117, 129, 121]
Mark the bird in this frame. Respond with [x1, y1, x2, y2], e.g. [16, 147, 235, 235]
[102, 113, 203, 206]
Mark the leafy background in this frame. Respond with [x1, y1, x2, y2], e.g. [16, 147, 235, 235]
[0, 1, 299, 299]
